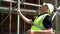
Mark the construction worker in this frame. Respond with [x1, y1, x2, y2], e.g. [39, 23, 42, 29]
[19, 3, 54, 34]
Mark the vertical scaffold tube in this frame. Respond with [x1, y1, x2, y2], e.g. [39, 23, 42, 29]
[17, 0, 20, 34]
[38, 0, 40, 14]
[9, 0, 12, 34]
[55, 0, 58, 34]
[22, 0, 27, 34]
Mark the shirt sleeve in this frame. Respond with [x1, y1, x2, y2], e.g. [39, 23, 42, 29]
[43, 16, 52, 28]
[32, 16, 37, 21]
[32, 18, 35, 21]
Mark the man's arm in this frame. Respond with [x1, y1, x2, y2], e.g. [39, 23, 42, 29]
[19, 11, 33, 24]
[34, 28, 53, 33]
[27, 28, 54, 34]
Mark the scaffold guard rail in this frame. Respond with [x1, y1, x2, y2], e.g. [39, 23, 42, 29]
[0, 6, 37, 13]
[1, 0, 42, 7]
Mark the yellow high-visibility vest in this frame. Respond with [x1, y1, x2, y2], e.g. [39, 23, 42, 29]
[31, 14, 49, 30]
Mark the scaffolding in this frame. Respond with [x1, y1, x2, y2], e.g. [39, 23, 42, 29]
[0, 0, 60, 34]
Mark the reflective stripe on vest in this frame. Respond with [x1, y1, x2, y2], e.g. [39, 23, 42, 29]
[31, 14, 49, 30]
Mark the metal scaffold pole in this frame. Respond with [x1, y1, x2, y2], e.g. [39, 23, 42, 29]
[9, 0, 12, 34]
[17, 0, 20, 34]
[38, 0, 40, 14]
[22, 0, 26, 34]
[55, 0, 58, 34]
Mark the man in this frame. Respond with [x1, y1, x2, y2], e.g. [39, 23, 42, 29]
[19, 3, 54, 34]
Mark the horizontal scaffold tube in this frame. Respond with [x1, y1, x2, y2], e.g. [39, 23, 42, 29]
[1, 0, 42, 7]
[0, 6, 37, 13]
[21, 2, 42, 7]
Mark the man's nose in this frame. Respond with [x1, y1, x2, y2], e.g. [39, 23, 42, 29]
[40, 5, 43, 8]
[40, 6, 42, 8]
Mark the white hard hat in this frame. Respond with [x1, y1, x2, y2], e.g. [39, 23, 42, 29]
[43, 3, 54, 14]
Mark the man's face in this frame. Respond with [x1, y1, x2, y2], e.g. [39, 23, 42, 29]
[40, 5, 48, 12]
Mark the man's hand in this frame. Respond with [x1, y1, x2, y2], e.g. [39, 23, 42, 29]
[27, 30, 36, 34]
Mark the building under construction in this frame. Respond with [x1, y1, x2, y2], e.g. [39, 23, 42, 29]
[0, 0, 60, 34]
